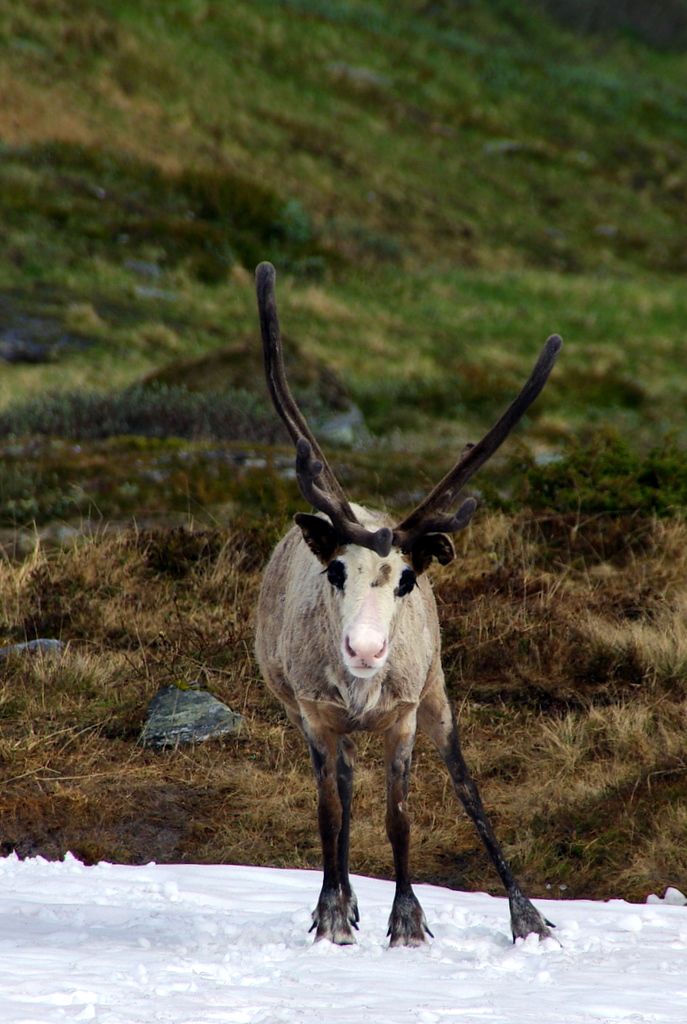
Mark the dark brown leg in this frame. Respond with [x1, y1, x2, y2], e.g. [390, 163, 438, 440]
[384, 712, 433, 946]
[418, 692, 553, 941]
[336, 736, 359, 927]
[306, 728, 358, 944]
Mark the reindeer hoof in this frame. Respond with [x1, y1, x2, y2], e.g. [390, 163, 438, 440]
[509, 890, 555, 942]
[387, 890, 433, 947]
[310, 888, 358, 945]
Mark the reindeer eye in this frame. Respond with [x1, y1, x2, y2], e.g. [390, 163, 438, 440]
[395, 568, 417, 598]
[326, 560, 346, 591]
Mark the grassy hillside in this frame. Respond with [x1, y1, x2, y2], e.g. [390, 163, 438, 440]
[1, 1, 686, 904]
[0, 0, 686, 443]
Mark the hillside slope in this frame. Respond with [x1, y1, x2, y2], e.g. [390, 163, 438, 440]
[0, 0, 686, 444]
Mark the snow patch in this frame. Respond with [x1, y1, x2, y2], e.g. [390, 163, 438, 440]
[0, 857, 685, 1023]
[647, 886, 687, 907]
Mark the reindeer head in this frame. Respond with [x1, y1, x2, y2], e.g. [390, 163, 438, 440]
[256, 262, 561, 681]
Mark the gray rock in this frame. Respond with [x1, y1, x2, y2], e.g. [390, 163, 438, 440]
[483, 139, 523, 156]
[0, 638, 65, 660]
[315, 403, 370, 447]
[533, 450, 563, 466]
[0, 336, 55, 363]
[140, 684, 244, 749]
[135, 286, 178, 302]
[593, 223, 619, 237]
[124, 259, 163, 279]
[0, 295, 94, 364]
[326, 62, 392, 90]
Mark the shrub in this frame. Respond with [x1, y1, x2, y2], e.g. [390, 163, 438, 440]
[0, 385, 281, 443]
[0, 462, 84, 525]
[518, 431, 687, 515]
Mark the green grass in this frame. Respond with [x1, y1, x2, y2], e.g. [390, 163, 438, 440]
[0, 0, 686, 454]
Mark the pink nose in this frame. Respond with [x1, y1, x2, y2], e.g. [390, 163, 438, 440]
[345, 628, 388, 663]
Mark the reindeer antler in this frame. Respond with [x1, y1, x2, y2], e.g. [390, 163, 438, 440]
[256, 262, 393, 557]
[393, 335, 562, 552]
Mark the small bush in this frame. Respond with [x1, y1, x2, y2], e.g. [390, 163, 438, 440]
[518, 431, 687, 515]
[0, 385, 280, 444]
[0, 462, 84, 525]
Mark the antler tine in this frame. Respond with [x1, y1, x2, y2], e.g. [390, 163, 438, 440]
[296, 440, 393, 556]
[256, 262, 354, 515]
[256, 262, 393, 558]
[394, 334, 562, 549]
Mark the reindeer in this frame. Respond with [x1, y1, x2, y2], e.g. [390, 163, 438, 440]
[254, 262, 561, 947]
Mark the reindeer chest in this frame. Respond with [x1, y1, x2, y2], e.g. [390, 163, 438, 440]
[298, 694, 419, 735]
[288, 636, 432, 732]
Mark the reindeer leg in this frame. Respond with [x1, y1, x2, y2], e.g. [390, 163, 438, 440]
[385, 711, 433, 947]
[336, 736, 359, 928]
[306, 727, 358, 944]
[418, 693, 554, 942]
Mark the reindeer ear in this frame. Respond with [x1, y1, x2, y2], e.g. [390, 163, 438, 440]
[408, 533, 455, 574]
[294, 513, 340, 565]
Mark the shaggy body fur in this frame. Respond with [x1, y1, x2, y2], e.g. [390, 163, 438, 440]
[256, 507, 438, 731]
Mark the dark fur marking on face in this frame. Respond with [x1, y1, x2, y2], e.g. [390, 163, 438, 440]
[326, 559, 346, 591]
[371, 563, 392, 588]
[394, 567, 417, 598]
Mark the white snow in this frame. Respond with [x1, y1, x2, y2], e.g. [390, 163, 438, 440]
[1, 854, 686, 1024]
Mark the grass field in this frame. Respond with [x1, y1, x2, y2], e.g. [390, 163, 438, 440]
[1, 0, 687, 443]
[2, 511, 686, 901]
[1, 0, 686, 904]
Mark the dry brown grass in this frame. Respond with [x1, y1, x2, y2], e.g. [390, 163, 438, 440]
[1, 512, 686, 903]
